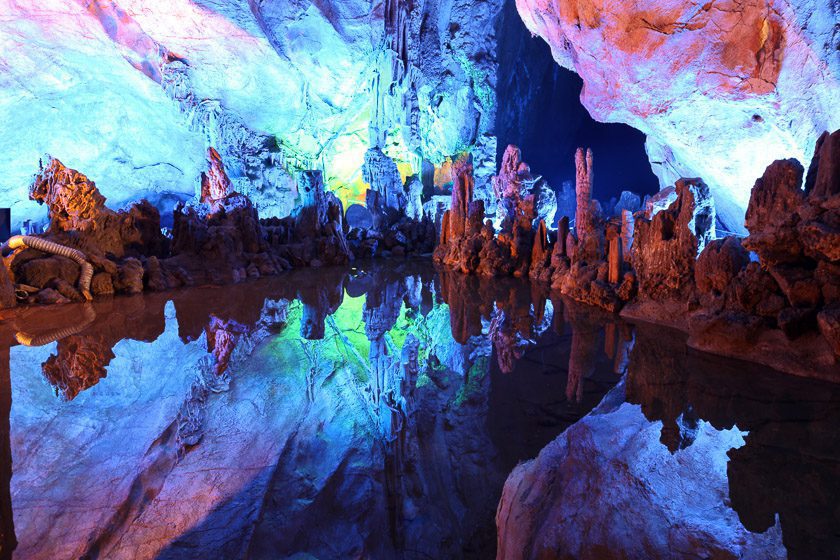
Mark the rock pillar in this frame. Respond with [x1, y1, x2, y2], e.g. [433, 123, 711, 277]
[620, 210, 634, 263]
[448, 159, 474, 240]
[574, 147, 593, 237]
[557, 216, 570, 257]
[608, 235, 622, 284]
[200, 147, 232, 203]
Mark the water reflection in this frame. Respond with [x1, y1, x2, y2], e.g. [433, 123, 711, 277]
[0, 262, 835, 559]
[626, 325, 840, 560]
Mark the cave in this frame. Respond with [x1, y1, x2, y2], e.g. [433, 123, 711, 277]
[0, 0, 838, 559]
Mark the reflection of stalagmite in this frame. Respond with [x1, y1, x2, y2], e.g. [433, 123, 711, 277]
[205, 316, 248, 377]
[400, 335, 420, 406]
[364, 278, 405, 404]
[613, 324, 634, 375]
[604, 322, 617, 359]
[369, 336, 391, 405]
[566, 321, 599, 403]
[490, 312, 522, 375]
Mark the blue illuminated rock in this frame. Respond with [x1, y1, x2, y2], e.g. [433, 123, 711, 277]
[0, 0, 503, 231]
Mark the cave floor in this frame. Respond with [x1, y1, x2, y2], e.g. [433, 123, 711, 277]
[0, 261, 837, 559]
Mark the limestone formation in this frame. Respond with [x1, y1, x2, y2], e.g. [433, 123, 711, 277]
[629, 178, 714, 320]
[28, 156, 168, 258]
[620, 210, 634, 263]
[515, 0, 839, 230]
[405, 175, 424, 221]
[574, 147, 594, 238]
[676, 131, 840, 376]
[363, 148, 407, 229]
[200, 147, 233, 203]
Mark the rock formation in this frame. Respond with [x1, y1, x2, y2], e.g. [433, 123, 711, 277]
[434, 129, 840, 380]
[515, 0, 840, 230]
[684, 130, 840, 379]
[363, 148, 407, 229]
[623, 178, 715, 327]
[498, 314, 840, 559]
[1, 0, 504, 232]
[3, 148, 418, 310]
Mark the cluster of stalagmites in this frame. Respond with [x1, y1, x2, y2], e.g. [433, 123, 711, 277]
[433, 144, 642, 310]
[0, 147, 435, 310]
[436, 132, 840, 379]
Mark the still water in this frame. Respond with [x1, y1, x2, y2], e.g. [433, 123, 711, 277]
[0, 261, 837, 559]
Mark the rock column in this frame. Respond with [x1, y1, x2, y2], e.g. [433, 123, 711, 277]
[200, 147, 232, 203]
[608, 235, 622, 285]
[448, 159, 474, 240]
[557, 216, 570, 257]
[574, 147, 594, 237]
[620, 210, 634, 263]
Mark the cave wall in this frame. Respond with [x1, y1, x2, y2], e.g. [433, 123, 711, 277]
[0, 0, 503, 231]
[514, 0, 840, 231]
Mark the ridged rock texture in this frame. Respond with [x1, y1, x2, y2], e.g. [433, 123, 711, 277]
[515, 0, 840, 230]
[0, 0, 503, 231]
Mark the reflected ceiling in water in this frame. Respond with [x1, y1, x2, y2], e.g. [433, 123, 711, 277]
[0, 262, 836, 559]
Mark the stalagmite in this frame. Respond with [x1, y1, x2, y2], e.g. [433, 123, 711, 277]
[557, 217, 570, 258]
[200, 147, 232, 203]
[532, 220, 549, 266]
[574, 147, 593, 237]
[440, 211, 451, 246]
[620, 210, 634, 263]
[448, 159, 474, 240]
[608, 235, 621, 285]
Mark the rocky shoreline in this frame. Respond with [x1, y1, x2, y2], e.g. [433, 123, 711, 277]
[2, 130, 839, 381]
[434, 131, 840, 381]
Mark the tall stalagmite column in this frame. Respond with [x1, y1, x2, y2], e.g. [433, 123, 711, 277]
[608, 235, 621, 284]
[448, 159, 474, 241]
[575, 147, 594, 237]
[620, 209, 635, 263]
[557, 216, 570, 257]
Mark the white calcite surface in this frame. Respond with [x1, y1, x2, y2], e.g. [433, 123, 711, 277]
[515, 0, 840, 230]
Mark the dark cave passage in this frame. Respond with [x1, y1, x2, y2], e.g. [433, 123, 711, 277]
[495, 0, 659, 204]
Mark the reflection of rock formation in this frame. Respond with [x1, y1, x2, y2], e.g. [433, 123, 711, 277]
[42, 335, 115, 401]
[625, 322, 840, 560]
[497, 380, 785, 560]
